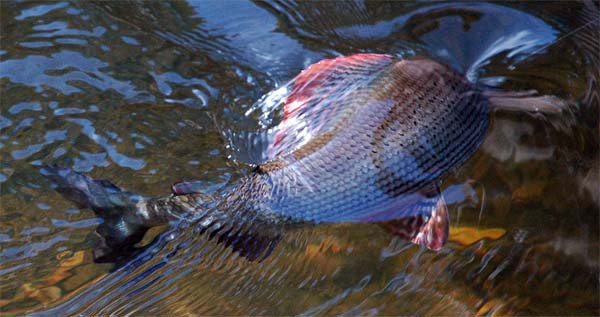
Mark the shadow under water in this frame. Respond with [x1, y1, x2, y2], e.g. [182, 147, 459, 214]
[0, 1, 598, 315]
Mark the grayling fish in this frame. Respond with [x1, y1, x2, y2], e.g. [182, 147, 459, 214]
[42, 54, 566, 262]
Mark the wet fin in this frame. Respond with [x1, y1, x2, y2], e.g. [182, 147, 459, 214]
[410, 195, 449, 250]
[41, 165, 152, 262]
[379, 185, 449, 251]
[284, 53, 394, 117]
[577, 1, 599, 110]
[235, 54, 395, 164]
[93, 221, 149, 263]
[42, 166, 282, 262]
[484, 90, 570, 114]
[270, 54, 394, 159]
[380, 216, 427, 242]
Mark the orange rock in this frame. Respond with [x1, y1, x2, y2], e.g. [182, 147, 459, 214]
[477, 298, 505, 316]
[60, 251, 85, 268]
[449, 226, 506, 246]
[29, 286, 62, 304]
[44, 251, 86, 285]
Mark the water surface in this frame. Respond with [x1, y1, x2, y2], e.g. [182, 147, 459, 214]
[0, 1, 598, 315]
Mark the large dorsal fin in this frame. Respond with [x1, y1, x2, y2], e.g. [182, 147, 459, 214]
[269, 53, 394, 159]
[229, 54, 395, 164]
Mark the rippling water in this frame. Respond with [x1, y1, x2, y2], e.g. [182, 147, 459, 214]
[1, 1, 598, 315]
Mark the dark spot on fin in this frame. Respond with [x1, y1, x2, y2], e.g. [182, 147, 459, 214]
[219, 228, 282, 262]
[202, 216, 284, 262]
[196, 211, 284, 261]
[380, 183, 449, 250]
[41, 165, 150, 263]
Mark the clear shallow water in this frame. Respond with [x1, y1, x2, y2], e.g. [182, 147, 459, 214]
[0, 1, 598, 315]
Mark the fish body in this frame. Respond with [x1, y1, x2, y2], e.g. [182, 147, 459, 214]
[250, 54, 490, 223]
[44, 54, 495, 261]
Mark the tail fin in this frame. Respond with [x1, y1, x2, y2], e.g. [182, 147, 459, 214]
[41, 166, 151, 262]
[43, 166, 284, 262]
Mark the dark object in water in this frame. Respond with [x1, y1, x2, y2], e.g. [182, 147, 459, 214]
[43, 54, 567, 262]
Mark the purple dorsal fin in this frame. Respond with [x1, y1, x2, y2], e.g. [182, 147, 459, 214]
[268, 54, 394, 159]
[230, 54, 395, 165]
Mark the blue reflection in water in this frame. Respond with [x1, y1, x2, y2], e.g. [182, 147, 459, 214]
[11, 130, 68, 160]
[8, 102, 42, 115]
[185, 0, 325, 80]
[0, 235, 68, 262]
[51, 218, 103, 229]
[0, 51, 140, 97]
[30, 22, 106, 38]
[0, 116, 12, 129]
[55, 38, 88, 46]
[15, 2, 68, 21]
[66, 118, 146, 170]
[121, 36, 140, 46]
[19, 41, 54, 48]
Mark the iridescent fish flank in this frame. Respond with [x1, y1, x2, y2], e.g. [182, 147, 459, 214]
[43, 53, 563, 262]
[252, 54, 490, 225]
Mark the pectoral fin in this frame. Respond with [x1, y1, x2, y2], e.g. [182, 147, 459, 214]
[410, 195, 448, 250]
[380, 185, 449, 251]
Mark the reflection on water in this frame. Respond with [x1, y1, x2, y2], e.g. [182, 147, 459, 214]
[0, 1, 598, 315]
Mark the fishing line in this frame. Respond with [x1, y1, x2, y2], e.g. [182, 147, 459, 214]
[519, 14, 600, 63]
[463, 179, 487, 231]
[476, 182, 486, 231]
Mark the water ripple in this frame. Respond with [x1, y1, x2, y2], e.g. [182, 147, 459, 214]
[1, 1, 597, 315]
[15, 2, 68, 21]
[65, 118, 145, 170]
[0, 51, 141, 97]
